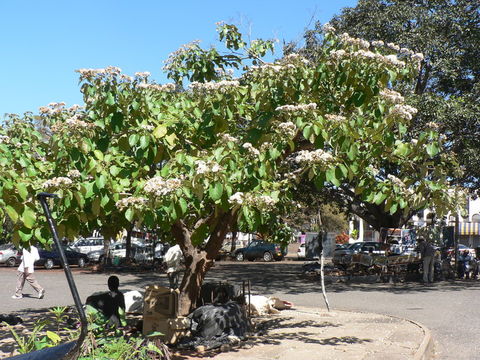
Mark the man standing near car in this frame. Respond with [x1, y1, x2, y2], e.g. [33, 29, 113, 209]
[12, 245, 45, 299]
[416, 237, 435, 284]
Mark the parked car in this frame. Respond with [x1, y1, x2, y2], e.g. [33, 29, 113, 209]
[297, 243, 306, 259]
[332, 241, 385, 268]
[71, 237, 104, 254]
[0, 244, 21, 267]
[87, 242, 164, 264]
[36, 246, 89, 269]
[234, 240, 285, 262]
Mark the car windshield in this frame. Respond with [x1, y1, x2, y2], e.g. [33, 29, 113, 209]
[0, 244, 12, 250]
[348, 243, 362, 250]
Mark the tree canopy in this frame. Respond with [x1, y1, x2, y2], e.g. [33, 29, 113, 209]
[0, 23, 462, 313]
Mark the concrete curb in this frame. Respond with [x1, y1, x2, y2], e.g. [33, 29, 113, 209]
[295, 307, 434, 360]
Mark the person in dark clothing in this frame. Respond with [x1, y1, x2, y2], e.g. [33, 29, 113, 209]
[86, 275, 126, 327]
[416, 237, 436, 284]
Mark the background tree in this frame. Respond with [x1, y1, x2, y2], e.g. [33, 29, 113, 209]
[328, 0, 480, 192]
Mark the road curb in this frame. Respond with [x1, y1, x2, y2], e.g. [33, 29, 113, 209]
[293, 307, 434, 360]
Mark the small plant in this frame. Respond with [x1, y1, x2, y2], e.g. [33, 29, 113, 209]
[4, 319, 60, 354]
[48, 306, 68, 332]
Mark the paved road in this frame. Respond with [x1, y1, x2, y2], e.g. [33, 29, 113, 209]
[2, 261, 479, 359]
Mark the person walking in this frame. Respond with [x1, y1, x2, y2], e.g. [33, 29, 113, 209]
[164, 244, 183, 289]
[12, 245, 45, 299]
[416, 237, 436, 284]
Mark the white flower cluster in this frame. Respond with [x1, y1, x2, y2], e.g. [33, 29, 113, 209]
[295, 149, 335, 165]
[260, 142, 273, 152]
[368, 166, 380, 176]
[135, 72, 151, 78]
[322, 23, 336, 33]
[51, 115, 97, 134]
[426, 122, 440, 129]
[325, 114, 347, 123]
[39, 102, 66, 115]
[329, 49, 405, 68]
[384, 54, 405, 68]
[189, 80, 240, 93]
[228, 192, 244, 206]
[242, 143, 260, 156]
[387, 174, 414, 195]
[0, 135, 10, 144]
[140, 124, 154, 132]
[412, 53, 424, 62]
[329, 49, 347, 60]
[75, 66, 122, 79]
[380, 89, 405, 104]
[69, 104, 82, 111]
[411, 138, 418, 145]
[275, 103, 317, 112]
[144, 176, 183, 197]
[389, 104, 418, 121]
[219, 133, 238, 144]
[120, 74, 133, 82]
[276, 122, 297, 138]
[116, 196, 148, 210]
[67, 169, 81, 178]
[195, 160, 223, 175]
[227, 192, 277, 210]
[137, 82, 176, 92]
[43, 177, 73, 189]
[386, 42, 401, 51]
[371, 40, 385, 47]
[339, 33, 370, 49]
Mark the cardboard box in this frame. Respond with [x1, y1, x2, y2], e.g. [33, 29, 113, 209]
[143, 285, 179, 318]
[143, 315, 190, 344]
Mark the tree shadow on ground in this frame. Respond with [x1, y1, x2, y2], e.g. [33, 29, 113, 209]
[169, 313, 366, 360]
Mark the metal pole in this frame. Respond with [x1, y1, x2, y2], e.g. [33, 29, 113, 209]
[37, 192, 87, 358]
[455, 213, 459, 278]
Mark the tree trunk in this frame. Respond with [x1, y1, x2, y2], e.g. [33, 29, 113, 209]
[171, 210, 237, 316]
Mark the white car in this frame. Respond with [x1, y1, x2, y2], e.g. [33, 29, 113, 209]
[71, 237, 104, 254]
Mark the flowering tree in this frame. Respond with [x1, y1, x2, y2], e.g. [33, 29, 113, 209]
[0, 23, 461, 314]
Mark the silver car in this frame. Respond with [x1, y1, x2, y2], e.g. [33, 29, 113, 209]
[0, 244, 21, 267]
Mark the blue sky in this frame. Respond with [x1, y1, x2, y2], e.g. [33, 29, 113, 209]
[0, 0, 357, 117]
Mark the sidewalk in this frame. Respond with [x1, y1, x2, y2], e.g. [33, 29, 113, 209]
[176, 307, 434, 360]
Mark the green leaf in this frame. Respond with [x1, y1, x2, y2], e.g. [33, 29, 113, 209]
[389, 203, 398, 215]
[5, 205, 19, 223]
[106, 92, 115, 105]
[209, 183, 223, 201]
[16, 183, 28, 201]
[426, 143, 439, 157]
[93, 150, 104, 161]
[125, 208, 134, 222]
[46, 331, 61, 344]
[96, 174, 106, 189]
[178, 198, 188, 214]
[22, 207, 36, 229]
[373, 192, 387, 205]
[326, 168, 340, 187]
[153, 125, 167, 139]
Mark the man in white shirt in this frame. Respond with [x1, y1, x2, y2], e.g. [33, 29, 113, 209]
[164, 244, 183, 289]
[12, 245, 45, 299]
